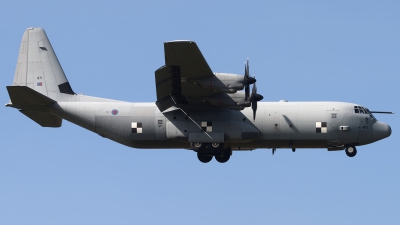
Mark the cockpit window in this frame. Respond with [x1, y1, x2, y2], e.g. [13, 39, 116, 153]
[365, 108, 375, 120]
[354, 106, 375, 120]
[359, 107, 365, 114]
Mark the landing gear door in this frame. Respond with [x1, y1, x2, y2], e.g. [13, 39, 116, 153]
[155, 116, 166, 140]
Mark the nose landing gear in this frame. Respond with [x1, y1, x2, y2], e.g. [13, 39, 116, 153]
[345, 145, 357, 157]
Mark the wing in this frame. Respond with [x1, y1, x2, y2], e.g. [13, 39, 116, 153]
[155, 41, 217, 111]
[155, 41, 249, 112]
[164, 41, 213, 79]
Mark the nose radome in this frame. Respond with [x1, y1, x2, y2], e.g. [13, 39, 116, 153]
[373, 122, 392, 141]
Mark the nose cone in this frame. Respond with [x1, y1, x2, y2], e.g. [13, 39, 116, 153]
[373, 122, 392, 141]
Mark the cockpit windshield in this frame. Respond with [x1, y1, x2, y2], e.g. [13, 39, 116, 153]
[354, 106, 375, 120]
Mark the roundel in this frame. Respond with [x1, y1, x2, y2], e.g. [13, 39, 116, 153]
[111, 109, 118, 115]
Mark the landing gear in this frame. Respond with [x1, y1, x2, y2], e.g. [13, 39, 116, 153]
[215, 153, 230, 163]
[191, 142, 207, 151]
[193, 143, 231, 163]
[215, 148, 231, 163]
[197, 153, 213, 163]
[345, 145, 357, 157]
[208, 142, 224, 151]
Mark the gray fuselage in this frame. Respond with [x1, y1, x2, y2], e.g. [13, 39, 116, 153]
[55, 97, 391, 151]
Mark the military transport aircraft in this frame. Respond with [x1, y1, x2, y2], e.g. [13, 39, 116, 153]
[6, 27, 393, 163]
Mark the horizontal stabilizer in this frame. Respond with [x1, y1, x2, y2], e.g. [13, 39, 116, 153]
[6, 86, 55, 109]
[20, 110, 62, 127]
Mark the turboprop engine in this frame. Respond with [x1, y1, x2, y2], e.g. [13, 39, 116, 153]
[194, 59, 263, 118]
[204, 92, 251, 110]
[190, 59, 257, 94]
[191, 73, 246, 93]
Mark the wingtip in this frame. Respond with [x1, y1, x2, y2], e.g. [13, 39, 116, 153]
[26, 27, 44, 31]
[164, 40, 196, 44]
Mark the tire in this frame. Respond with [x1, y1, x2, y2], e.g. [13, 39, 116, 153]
[215, 153, 230, 163]
[345, 146, 357, 157]
[197, 153, 213, 163]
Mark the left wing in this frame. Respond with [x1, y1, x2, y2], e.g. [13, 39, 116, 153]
[155, 41, 219, 111]
[155, 41, 254, 112]
[164, 41, 214, 79]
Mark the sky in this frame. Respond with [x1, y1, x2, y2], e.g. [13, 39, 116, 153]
[0, 1, 399, 224]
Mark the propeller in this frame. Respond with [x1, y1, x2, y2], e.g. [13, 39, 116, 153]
[244, 59, 256, 101]
[249, 77, 263, 120]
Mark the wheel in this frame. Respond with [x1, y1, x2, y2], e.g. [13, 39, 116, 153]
[215, 153, 230, 163]
[208, 143, 224, 151]
[345, 145, 357, 157]
[192, 142, 207, 151]
[197, 153, 213, 163]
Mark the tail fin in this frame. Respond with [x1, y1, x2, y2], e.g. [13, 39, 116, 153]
[12, 27, 74, 99]
[6, 27, 72, 127]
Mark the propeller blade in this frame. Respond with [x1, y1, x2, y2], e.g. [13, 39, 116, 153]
[252, 79, 257, 94]
[245, 85, 249, 102]
[245, 59, 249, 78]
[255, 93, 263, 102]
[252, 100, 257, 120]
[251, 81, 258, 120]
[244, 59, 255, 101]
[243, 61, 263, 120]
[249, 78, 263, 120]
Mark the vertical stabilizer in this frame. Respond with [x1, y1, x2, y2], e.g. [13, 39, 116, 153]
[13, 27, 74, 99]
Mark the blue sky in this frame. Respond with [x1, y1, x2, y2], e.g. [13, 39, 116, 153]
[1, 1, 399, 224]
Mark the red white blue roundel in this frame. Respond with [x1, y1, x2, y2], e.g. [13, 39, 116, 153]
[111, 109, 118, 115]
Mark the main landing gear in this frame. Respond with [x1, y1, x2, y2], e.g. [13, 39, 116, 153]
[215, 153, 230, 163]
[192, 142, 231, 163]
[197, 153, 213, 163]
[345, 145, 357, 157]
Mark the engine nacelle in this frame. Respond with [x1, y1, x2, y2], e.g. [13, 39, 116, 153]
[191, 73, 244, 93]
[204, 92, 250, 110]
